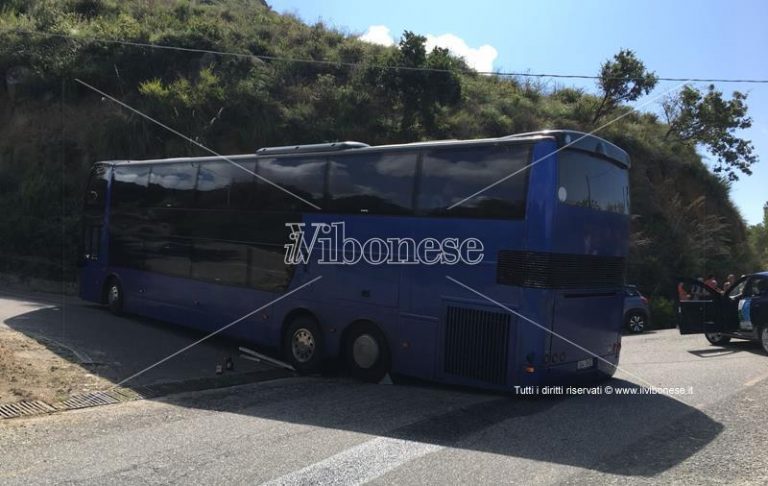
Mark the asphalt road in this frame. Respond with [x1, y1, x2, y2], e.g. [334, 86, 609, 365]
[2, 291, 768, 485]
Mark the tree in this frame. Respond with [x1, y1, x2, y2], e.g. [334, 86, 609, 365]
[377, 31, 462, 138]
[747, 202, 768, 268]
[662, 85, 757, 181]
[592, 49, 657, 123]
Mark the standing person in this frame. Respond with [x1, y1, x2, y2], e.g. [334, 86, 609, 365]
[677, 282, 691, 301]
[722, 274, 736, 292]
[704, 274, 720, 292]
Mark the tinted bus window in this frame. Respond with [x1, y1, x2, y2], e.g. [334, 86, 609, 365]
[328, 152, 417, 215]
[112, 166, 150, 209]
[192, 240, 248, 286]
[558, 150, 629, 214]
[196, 160, 256, 210]
[144, 238, 192, 277]
[254, 157, 326, 211]
[110, 235, 145, 269]
[147, 163, 197, 208]
[418, 144, 530, 219]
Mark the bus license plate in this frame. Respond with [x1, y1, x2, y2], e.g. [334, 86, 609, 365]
[577, 358, 594, 370]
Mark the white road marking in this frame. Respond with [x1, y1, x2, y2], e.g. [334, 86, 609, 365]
[261, 437, 443, 486]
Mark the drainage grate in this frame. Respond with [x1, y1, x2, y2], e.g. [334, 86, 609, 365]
[0, 387, 146, 420]
[0, 400, 57, 419]
[55, 387, 147, 411]
[0, 369, 289, 420]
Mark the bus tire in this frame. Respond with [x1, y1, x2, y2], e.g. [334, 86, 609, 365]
[344, 321, 391, 383]
[283, 315, 324, 374]
[105, 277, 124, 315]
[705, 333, 731, 346]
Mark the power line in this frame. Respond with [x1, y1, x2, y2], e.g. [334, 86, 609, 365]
[7, 28, 768, 84]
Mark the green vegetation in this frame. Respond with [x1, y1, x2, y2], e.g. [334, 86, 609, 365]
[0, 0, 762, 297]
[747, 203, 768, 269]
[662, 85, 756, 181]
[649, 296, 676, 329]
[592, 48, 657, 124]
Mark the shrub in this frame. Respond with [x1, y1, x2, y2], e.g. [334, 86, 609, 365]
[649, 296, 676, 329]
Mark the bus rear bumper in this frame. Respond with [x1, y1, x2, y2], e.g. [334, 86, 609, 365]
[536, 352, 619, 386]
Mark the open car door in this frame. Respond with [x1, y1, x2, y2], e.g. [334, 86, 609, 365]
[676, 278, 728, 335]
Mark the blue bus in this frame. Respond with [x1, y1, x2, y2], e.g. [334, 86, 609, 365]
[79, 130, 630, 390]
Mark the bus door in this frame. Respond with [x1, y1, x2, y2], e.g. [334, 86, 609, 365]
[676, 278, 736, 335]
[79, 165, 109, 302]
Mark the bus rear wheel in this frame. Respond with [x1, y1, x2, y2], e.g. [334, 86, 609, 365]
[283, 315, 324, 374]
[105, 278, 123, 315]
[344, 322, 391, 383]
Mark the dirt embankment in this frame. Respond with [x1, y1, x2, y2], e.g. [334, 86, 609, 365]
[0, 326, 110, 405]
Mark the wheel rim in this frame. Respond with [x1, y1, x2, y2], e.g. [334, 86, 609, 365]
[291, 328, 316, 363]
[352, 334, 380, 369]
[706, 333, 722, 341]
[629, 314, 644, 332]
[108, 285, 119, 305]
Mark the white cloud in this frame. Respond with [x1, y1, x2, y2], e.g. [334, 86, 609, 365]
[425, 33, 498, 72]
[358, 25, 498, 73]
[359, 25, 395, 47]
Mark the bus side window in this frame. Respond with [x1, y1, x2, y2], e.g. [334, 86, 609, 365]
[327, 152, 418, 215]
[112, 166, 150, 210]
[147, 163, 197, 208]
[196, 160, 257, 210]
[254, 157, 326, 212]
[417, 144, 530, 219]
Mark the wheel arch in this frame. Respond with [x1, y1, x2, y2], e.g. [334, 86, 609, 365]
[280, 307, 319, 341]
[625, 308, 648, 320]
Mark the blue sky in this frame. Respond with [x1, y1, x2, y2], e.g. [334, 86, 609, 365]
[269, 0, 768, 225]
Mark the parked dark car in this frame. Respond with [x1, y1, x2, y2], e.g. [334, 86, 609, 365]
[677, 272, 768, 354]
[624, 285, 650, 333]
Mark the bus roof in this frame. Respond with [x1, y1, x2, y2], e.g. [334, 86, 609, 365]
[99, 130, 630, 168]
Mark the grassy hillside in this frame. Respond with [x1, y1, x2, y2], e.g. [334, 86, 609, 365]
[0, 0, 759, 297]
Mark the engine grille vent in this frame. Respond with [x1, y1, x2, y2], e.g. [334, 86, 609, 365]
[443, 306, 510, 385]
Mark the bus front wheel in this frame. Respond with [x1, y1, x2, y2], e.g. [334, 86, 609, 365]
[105, 278, 124, 315]
[283, 315, 324, 374]
[344, 322, 391, 383]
